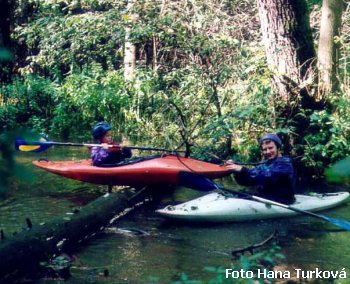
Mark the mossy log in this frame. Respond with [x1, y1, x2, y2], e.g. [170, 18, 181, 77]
[0, 187, 149, 282]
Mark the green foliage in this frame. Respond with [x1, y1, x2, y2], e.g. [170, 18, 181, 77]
[0, 0, 279, 160]
[303, 96, 350, 172]
[8, 0, 270, 154]
[14, 0, 126, 79]
[0, 75, 56, 133]
[51, 66, 130, 140]
[306, 0, 322, 8]
[325, 158, 350, 185]
[2, 0, 350, 178]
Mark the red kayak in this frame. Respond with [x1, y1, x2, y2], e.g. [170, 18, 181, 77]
[33, 155, 231, 186]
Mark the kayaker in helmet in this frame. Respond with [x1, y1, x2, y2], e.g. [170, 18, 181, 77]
[225, 133, 295, 204]
[91, 122, 132, 167]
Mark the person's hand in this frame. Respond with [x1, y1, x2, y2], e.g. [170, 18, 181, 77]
[110, 144, 122, 152]
[224, 159, 234, 166]
[101, 143, 109, 149]
[225, 163, 243, 173]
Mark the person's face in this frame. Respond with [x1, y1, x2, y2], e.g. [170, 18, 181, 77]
[261, 140, 279, 160]
[101, 131, 113, 143]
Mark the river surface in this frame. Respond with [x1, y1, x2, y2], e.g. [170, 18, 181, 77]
[1, 148, 350, 283]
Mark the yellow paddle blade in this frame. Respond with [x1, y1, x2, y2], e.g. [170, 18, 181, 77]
[15, 136, 50, 152]
[18, 145, 42, 152]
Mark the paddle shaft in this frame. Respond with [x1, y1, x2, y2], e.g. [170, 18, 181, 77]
[224, 189, 350, 229]
[248, 194, 330, 221]
[216, 183, 343, 222]
[20, 141, 185, 153]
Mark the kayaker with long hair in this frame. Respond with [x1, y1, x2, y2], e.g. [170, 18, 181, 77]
[225, 133, 295, 204]
[91, 122, 132, 167]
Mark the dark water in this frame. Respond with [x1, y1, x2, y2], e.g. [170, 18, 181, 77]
[1, 148, 350, 283]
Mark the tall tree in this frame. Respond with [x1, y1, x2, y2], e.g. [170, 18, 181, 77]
[124, 0, 137, 81]
[317, 0, 344, 97]
[256, 0, 316, 104]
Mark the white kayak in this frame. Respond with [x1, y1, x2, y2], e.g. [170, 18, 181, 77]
[156, 191, 350, 222]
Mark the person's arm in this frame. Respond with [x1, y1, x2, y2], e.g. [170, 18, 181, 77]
[109, 143, 132, 160]
[91, 146, 110, 166]
[226, 158, 294, 187]
[225, 160, 256, 186]
[121, 147, 132, 159]
[234, 166, 260, 186]
[238, 159, 294, 187]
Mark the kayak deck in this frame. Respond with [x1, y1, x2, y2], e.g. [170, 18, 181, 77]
[156, 191, 350, 222]
[32, 155, 231, 186]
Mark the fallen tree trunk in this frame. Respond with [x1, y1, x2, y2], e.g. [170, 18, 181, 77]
[0, 187, 149, 282]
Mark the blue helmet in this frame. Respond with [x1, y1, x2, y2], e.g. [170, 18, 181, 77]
[92, 122, 112, 140]
[259, 133, 282, 148]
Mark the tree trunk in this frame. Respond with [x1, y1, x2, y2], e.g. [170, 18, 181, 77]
[124, 0, 137, 81]
[0, 187, 149, 282]
[210, 79, 232, 158]
[256, 0, 316, 102]
[317, 0, 344, 97]
[152, 34, 158, 72]
[0, 0, 13, 83]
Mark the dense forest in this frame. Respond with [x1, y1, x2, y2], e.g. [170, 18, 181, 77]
[1, 0, 350, 179]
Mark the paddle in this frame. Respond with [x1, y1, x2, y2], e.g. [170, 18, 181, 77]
[178, 171, 350, 231]
[15, 138, 185, 153]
